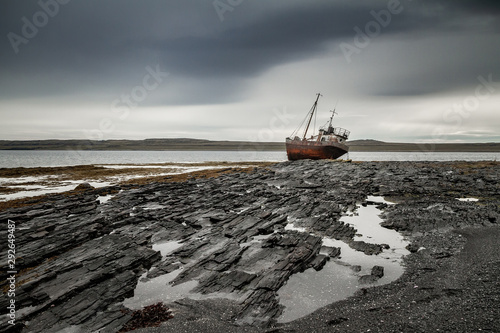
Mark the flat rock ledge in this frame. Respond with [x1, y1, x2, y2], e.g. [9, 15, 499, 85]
[0, 160, 499, 332]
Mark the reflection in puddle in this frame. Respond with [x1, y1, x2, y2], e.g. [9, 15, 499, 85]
[284, 222, 306, 233]
[142, 203, 167, 210]
[123, 268, 198, 310]
[457, 197, 479, 202]
[123, 240, 191, 310]
[152, 240, 183, 258]
[277, 196, 409, 323]
[0, 180, 113, 202]
[342, 207, 407, 252]
[240, 234, 274, 248]
[278, 259, 359, 323]
[97, 194, 114, 204]
[366, 195, 395, 205]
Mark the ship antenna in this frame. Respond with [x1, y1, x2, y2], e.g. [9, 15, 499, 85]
[328, 100, 339, 129]
[303, 93, 322, 140]
[328, 109, 337, 129]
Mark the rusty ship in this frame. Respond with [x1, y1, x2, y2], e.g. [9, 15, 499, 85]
[286, 93, 350, 160]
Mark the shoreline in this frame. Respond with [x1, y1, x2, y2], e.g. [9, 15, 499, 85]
[0, 162, 275, 210]
[1, 138, 500, 152]
[0, 160, 499, 332]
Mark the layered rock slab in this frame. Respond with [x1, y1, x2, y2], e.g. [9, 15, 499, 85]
[0, 160, 498, 332]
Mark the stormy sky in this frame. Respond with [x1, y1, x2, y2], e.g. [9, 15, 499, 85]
[1, 0, 499, 143]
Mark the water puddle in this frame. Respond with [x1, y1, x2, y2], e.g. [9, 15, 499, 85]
[97, 194, 114, 204]
[123, 196, 409, 323]
[284, 221, 307, 233]
[98, 165, 181, 169]
[123, 268, 198, 310]
[366, 195, 395, 205]
[342, 206, 406, 252]
[277, 256, 359, 323]
[457, 197, 479, 202]
[142, 203, 167, 210]
[240, 234, 274, 248]
[0, 180, 113, 202]
[122, 241, 190, 310]
[152, 240, 184, 258]
[0, 176, 50, 184]
[277, 196, 409, 323]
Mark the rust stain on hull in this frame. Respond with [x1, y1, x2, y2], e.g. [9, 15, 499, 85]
[286, 141, 348, 160]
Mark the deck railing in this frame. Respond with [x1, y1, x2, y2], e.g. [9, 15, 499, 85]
[333, 127, 350, 139]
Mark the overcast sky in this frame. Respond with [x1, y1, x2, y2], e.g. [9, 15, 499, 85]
[1, 0, 499, 143]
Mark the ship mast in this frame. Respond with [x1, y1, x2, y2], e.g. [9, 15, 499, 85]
[303, 93, 322, 140]
[328, 109, 337, 130]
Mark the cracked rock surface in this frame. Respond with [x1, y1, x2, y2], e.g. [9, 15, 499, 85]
[0, 160, 499, 332]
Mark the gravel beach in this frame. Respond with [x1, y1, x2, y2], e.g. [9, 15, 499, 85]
[1, 160, 499, 333]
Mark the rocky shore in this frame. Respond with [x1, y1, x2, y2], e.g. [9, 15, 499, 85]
[1, 160, 499, 332]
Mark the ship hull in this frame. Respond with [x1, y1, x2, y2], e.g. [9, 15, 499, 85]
[286, 139, 348, 161]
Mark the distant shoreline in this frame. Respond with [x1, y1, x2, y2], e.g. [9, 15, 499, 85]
[1, 138, 500, 152]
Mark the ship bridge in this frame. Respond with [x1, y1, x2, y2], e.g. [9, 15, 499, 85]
[320, 126, 350, 140]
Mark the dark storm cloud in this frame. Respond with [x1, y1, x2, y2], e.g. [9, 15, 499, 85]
[348, 0, 500, 97]
[362, 32, 500, 97]
[0, 0, 499, 120]
[451, 0, 500, 14]
[153, 5, 376, 78]
[0, 0, 446, 102]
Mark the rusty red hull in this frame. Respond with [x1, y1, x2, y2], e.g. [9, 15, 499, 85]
[286, 140, 348, 160]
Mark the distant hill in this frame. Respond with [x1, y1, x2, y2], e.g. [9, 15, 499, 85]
[347, 140, 500, 152]
[0, 138, 499, 152]
[348, 139, 386, 145]
[0, 138, 283, 151]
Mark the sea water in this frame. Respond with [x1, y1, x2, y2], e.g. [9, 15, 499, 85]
[1, 150, 499, 168]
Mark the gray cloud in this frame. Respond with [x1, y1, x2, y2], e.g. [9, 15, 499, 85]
[0, 0, 499, 141]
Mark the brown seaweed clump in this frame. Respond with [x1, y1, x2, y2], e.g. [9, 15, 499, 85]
[119, 302, 174, 332]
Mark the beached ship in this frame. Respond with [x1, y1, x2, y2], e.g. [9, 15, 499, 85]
[286, 93, 350, 160]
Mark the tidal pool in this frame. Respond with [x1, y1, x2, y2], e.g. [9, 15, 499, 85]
[457, 197, 479, 202]
[123, 196, 409, 323]
[277, 196, 409, 323]
[123, 268, 198, 310]
[152, 240, 184, 258]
